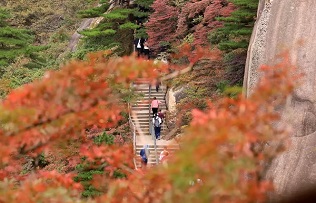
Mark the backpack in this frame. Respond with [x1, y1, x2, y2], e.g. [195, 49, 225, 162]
[140, 149, 146, 158]
[154, 117, 161, 127]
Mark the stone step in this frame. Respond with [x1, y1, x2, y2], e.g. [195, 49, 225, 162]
[130, 121, 168, 125]
[132, 102, 166, 106]
[134, 88, 166, 92]
[132, 123, 168, 128]
[134, 94, 165, 98]
[131, 115, 150, 119]
[133, 105, 166, 108]
[134, 87, 166, 90]
[136, 147, 179, 152]
[133, 109, 167, 112]
[132, 98, 165, 102]
[134, 93, 165, 97]
[135, 132, 167, 136]
[131, 108, 166, 112]
[131, 113, 167, 117]
[131, 119, 151, 122]
[131, 106, 167, 110]
[134, 96, 165, 100]
[131, 113, 166, 117]
[133, 124, 168, 129]
[131, 120, 151, 123]
[136, 128, 166, 131]
[134, 89, 166, 93]
[131, 122, 168, 127]
[135, 128, 168, 132]
[132, 117, 165, 121]
[131, 121, 151, 124]
[134, 85, 166, 89]
[134, 109, 165, 113]
[135, 131, 167, 136]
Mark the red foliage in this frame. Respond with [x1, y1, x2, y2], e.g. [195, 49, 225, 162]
[0, 51, 169, 177]
[146, 0, 179, 52]
[176, 0, 235, 46]
[80, 144, 133, 171]
[146, 0, 235, 50]
[90, 53, 298, 202]
[0, 48, 299, 202]
[0, 170, 82, 202]
[172, 43, 222, 64]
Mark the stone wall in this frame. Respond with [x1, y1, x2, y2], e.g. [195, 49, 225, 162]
[244, 0, 316, 198]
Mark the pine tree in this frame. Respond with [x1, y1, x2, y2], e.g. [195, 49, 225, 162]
[77, 3, 111, 18]
[209, 0, 258, 85]
[132, 0, 154, 39]
[210, 0, 258, 51]
[73, 0, 155, 58]
[0, 9, 37, 67]
[75, 1, 146, 58]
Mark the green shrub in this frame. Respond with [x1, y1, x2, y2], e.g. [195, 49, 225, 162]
[77, 3, 110, 18]
[94, 132, 114, 145]
[216, 80, 229, 93]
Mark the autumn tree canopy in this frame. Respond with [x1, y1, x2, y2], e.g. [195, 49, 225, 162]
[146, 0, 179, 52]
[0, 0, 302, 202]
[0, 47, 298, 202]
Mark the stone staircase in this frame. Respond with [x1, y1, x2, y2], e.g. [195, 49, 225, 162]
[135, 144, 179, 168]
[130, 82, 179, 168]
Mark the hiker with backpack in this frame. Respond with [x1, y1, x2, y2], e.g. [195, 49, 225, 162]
[152, 113, 162, 140]
[140, 145, 149, 167]
[151, 97, 161, 116]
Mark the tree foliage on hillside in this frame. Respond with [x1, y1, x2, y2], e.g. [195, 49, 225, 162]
[77, 7, 136, 57]
[146, 0, 179, 52]
[145, 0, 257, 86]
[176, 0, 234, 46]
[74, 132, 126, 198]
[209, 0, 258, 85]
[74, 0, 155, 58]
[0, 0, 96, 98]
[0, 46, 298, 201]
[0, 9, 48, 99]
[210, 0, 258, 51]
[0, 9, 41, 67]
[146, 0, 235, 53]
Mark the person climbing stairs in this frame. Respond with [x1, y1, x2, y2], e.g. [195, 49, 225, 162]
[130, 81, 179, 168]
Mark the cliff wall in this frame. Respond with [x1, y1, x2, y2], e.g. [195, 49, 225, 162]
[244, 0, 316, 198]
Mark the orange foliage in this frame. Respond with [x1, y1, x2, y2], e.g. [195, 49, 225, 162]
[89, 53, 297, 203]
[0, 49, 299, 202]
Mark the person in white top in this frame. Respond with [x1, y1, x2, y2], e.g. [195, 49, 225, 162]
[152, 114, 162, 140]
[134, 38, 144, 57]
[159, 146, 169, 163]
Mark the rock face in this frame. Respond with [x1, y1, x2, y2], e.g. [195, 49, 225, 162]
[244, 0, 316, 198]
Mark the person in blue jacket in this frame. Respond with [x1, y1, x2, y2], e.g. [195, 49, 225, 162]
[140, 145, 149, 167]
